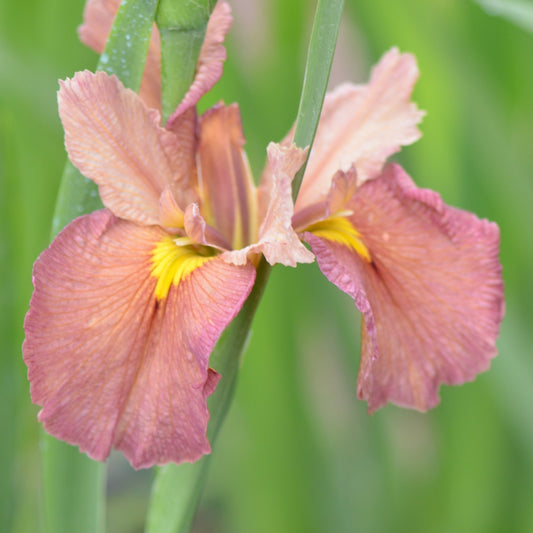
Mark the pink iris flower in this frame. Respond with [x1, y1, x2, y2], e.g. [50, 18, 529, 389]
[23, 0, 504, 469]
[23, 1, 312, 469]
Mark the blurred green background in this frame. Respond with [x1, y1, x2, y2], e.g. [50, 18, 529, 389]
[2, 0, 532, 532]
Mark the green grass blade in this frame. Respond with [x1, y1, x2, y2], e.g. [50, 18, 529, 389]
[42, 436, 106, 533]
[291, 0, 345, 199]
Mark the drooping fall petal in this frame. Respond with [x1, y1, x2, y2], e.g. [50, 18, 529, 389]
[23, 209, 256, 468]
[78, 0, 162, 110]
[304, 164, 504, 412]
[167, 1, 233, 125]
[296, 48, 424, 212]
[59, 70, 178, 226]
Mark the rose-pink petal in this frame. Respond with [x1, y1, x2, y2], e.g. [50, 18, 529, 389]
[304, 164, 504, 412]
[167, 1, 233, 125]
[296, 48, 424, 212]
[23, 209, 256, 468]
[59, 71, 177, 226]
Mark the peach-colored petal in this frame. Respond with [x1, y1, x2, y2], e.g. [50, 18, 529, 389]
[161, 108, 200, 209]
[292, 167, 358, 231]
[304, 164, 504, 412]
[59, 70, 177, 226]
[226, 143, 314, 267]
[197, 103, 256, 250]
[326, 167, 358, 216]
[78, 0, 162, 110]
[78, 0, 120, 54]
[184, 203, 231, 251]
[23, 209, 256, 468]
[295, 48, 424, 211]
[158, 186, 185, 230]
[167, 1, 233, 125]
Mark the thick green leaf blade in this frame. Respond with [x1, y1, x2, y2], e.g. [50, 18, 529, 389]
[99, 0, 160, 89]
[156, 0, 216, 122]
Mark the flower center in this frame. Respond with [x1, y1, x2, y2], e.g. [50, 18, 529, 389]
[151, 236, 217, 300]
[305, 216, 371, 262]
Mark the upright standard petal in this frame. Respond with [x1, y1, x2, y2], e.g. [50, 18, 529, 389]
[160, 108, 199, 211]
[59, 70, 177, 226]
[23, 210, 256, 468]
[304, 164, 504, 412]
[197, 103, 256, 250]
[296, 48, 425, 211]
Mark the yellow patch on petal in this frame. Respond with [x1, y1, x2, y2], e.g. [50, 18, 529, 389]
[306, 216, 371, 262]
[151, 236, 216, 300]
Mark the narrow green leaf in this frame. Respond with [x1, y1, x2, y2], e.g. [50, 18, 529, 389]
[146, 260, 271, 533]
[156, 0, 216, 122]
[291, 0, 345, 200]
[42, 2, 159, 533]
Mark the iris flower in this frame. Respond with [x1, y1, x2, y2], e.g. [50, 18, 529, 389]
[23, 1, 504, 469]
[23, 1, 312, 469]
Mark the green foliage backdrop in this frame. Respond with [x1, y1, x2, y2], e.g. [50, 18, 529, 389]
[1, 0, 532, 531]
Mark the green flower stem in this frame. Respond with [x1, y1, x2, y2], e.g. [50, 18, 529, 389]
[291, 0, 345, 201]
[147, 2, 345, 531]
[42, 2, 159, 532]
[156, 0, 216, 123]
[146, 260, 271, 533]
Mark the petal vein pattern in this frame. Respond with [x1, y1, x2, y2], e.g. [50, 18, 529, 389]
[151, 236, 216, 301]
[304, 164, 504, 412]
[23, 210, 256, 467]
